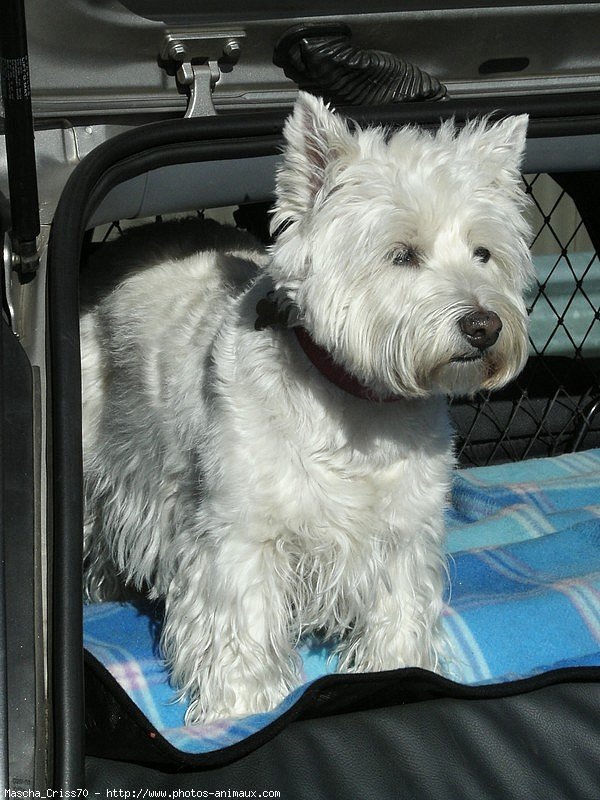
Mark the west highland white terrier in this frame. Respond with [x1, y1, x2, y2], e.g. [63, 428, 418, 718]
[81, 92, 533, 723]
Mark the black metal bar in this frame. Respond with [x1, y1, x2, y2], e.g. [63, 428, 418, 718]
[0, 0, 40, 277]
[1, 322, 37, 789]
[0, 321, 9, 796]
[48, 118, 285, 791]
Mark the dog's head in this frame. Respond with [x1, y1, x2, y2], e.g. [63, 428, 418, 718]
[270, 92, 534, 398]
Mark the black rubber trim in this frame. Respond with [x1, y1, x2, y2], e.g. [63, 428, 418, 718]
[273, 22, 447, 105]
[85, 681, 600, 799]
[84, 647, 600, 769]
[47, 96, 600, 788]
[372, 91, 600, 138]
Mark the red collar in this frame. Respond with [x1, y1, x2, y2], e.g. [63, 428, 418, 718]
[294, 327, 401, 402]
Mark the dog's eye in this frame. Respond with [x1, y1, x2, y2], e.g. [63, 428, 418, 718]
[474, 247, 491, 263]
[390, 246, 419, 267]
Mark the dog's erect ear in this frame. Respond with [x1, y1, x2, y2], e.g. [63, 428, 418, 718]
[274, 91, 355, 222]
[485, 114, 529, 171]
[459, 114, 529, 181]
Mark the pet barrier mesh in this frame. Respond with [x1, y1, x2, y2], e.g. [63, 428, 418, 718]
[91, 175, 600, 467]
[451, 174, 600, 466]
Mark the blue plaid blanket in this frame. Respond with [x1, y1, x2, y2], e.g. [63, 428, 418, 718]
[84, 449, 600, 753]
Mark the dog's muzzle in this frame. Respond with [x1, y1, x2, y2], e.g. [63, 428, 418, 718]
[458, 309, 502, 351]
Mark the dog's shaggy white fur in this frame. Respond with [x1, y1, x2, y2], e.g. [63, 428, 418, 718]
[81, 92, 533, 723]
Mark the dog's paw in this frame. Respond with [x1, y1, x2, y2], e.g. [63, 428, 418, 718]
[183, 680, 292, 725]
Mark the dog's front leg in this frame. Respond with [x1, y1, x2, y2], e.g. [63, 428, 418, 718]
[162, 531, 299, 724]
[337, 523, 447, 675]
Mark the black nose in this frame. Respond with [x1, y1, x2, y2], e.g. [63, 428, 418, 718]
[459, 309, 502, 350]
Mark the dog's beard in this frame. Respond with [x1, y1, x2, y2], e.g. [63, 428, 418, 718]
[318, 298, 530, 400]
[295, 256, 531, 400]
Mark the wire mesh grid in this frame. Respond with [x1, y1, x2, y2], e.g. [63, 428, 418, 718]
[451, 173, 600, 466]
[91, 174, 600, 466]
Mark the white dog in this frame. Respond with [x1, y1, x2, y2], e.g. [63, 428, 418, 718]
[81, 92, 533, 723]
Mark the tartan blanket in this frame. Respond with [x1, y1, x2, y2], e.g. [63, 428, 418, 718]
[84, 449, 600, 753]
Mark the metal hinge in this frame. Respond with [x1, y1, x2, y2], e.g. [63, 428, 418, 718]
[160, 30, 245, 117]
[3, 232, 17, 331]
